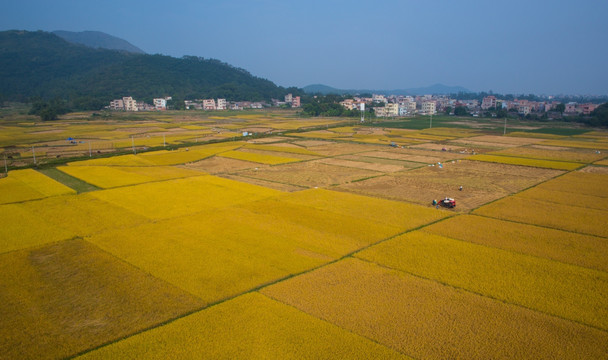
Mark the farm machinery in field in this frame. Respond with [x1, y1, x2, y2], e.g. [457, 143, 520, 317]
[433, 197, 456, 208]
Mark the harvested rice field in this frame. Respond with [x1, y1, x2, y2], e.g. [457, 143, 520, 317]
[2, 111, 608, 359]
[234, 160, 383, 188]
[339, 160, 562, 210]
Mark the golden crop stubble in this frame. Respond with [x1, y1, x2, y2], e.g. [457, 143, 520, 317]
[355, 231, 608, 330]
[261, 258, 608, 360]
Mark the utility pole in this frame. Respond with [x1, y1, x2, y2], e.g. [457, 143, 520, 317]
[429, 113, 433, 129]
[503, 116, 507, 135]
[4, 153, 7, 175]
[163, 133, 166, 147]
[131, 136, 136, 155]
[89, 141, 92, 157]
[32, 146, 36, 165]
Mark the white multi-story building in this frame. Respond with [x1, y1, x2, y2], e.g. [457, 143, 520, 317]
[421, 101, 436, 115]
[481, 96, 497, 110]
[385, 103, 399, 117]
[123, 97, 138, 112]
[203, 99, 216, 110]
[153, 98, 167, 110]
[217, 98, 227, 110]
[340, 99, 356, 110]
[109, 99, 124, 110]
[372, 94, 388, 104]
[285, 93, 293, 103]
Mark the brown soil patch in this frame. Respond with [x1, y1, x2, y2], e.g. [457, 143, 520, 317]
[240, 127, 274, 133]
[238, 148, 319, 160]
[0, 239, 204, 360]
[296, 142, 387, 156]
[360, 149, 466, 164]
[449, 138, 519, 148]
[318, 158, 406, 173]
[29, 129, 65, 134]
[339, 160, 562, 211]
[247, 137, 293, 144]
[183, 156, 267, 174]
[219, 174, 305, 191]
[411, 142, 467, 151]
[235, 160, 382, 188]
[465, 135, 547, 145]
[339, 154, 422, 169]
[578, 166, 608, 174]
[293, 140, 334, 147]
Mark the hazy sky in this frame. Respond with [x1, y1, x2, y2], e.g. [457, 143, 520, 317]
[2, 0, 607, 95]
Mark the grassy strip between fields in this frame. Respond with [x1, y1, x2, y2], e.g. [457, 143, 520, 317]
[37, 168, 100, 193]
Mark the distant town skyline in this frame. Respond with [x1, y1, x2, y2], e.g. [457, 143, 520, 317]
[2, 0, 607, 95]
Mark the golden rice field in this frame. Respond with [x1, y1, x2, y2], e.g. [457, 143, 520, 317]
[90, 175, 282, 220]
[0, 239, 204, 360]
[422, 214, 608, 272]
[466, 154, 582, 170]
[474, 195, 608, 237]
[261, 258, 608, 360]
[76, 293, 408, 360]
[57, 165, 203, 188]
[0, 169, 75, 204]
[218, 149, 302, 164]
[540, 138, 608, 150]
[488, 144, 606, 163]
[2, 112, 608, 359]
[355, 231, 608, 330]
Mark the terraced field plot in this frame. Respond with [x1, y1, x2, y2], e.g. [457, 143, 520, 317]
[261, 258, 608, 360]
[339, 160, 562, 210]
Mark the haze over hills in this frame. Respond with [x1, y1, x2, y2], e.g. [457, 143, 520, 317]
[52, 30, 146, 54]
[303, 84, 471, 96]
[0, 30, 297, 105]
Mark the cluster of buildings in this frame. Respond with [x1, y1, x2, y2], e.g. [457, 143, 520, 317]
[480, 95, 599, 116]
[108, 96, 172, 111]
[340, 94, 436, 117]
[339, 94, 601, 118]
[107, 93, 301, 112]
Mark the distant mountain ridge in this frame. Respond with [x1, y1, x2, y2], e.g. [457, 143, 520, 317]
[0, 30, 296, 104]
[52, 30, 146, 54]
[303, 83, 470, 96]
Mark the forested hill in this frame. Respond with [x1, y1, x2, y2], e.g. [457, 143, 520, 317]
[52, 30, 146, 54]
[0, 30, 297, 105]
